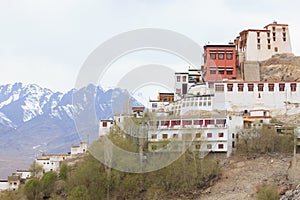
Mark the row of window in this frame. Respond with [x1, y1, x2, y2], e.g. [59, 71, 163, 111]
[150, 143, 225, 150]
[176, 75, 187, 82]
[257, 30, 287, 42]
[215, 83, 297, 92]
[182, 96, 212, 101]
[209, 51, 233, 60]
[209, 66, 234, 75]
[150, 119, 226, 127]
[182, 101, 211, 107]
[257, 44, 279, 51]
[151, 132, 225, 139]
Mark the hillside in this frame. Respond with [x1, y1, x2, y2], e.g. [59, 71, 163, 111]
[198, 154, 294, 200]
[260, 53, 300, 82]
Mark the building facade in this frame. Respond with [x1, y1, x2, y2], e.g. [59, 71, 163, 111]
[204, 44, 237, 80]
[235, 21, 292, 64]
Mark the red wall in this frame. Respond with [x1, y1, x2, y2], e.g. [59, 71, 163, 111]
[204, 46, 237, 80]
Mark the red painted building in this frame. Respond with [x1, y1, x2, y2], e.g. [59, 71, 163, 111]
[204, 44, 237, 80]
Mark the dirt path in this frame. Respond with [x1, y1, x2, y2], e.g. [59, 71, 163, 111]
[198, 154, 293, 200]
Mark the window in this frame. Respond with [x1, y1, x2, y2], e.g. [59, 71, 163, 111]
[218, 53, 224, 60]
[152, 134, 157, 139]
[207, 133, 212, 138]
[218, 144, 224, 149]
[162, 134, 168, 139]
[257, 44, 260, 50]
[210, 53, 216, 60]
[182, 76, 186, 82]
[257, 32, 260, 37]
[226, 67, 233, 75]
[216, 119, 226, 125]
[226, 52, 233, 60]
[268, 83, 274, 91]
[248, 84, 254, 92]
[176, 76, 180, 82]
[161, 121, 170, 126]
[218, 67, 225, 74]
[207, 144, 212, 149]
[291, 83, 297, 92]
[274, 47, 278, 52]
[268, 39, 271, 43]
[227, 84, 233, 92]
[257, 39, 260, 43]
[173, 134, 178, 138]
[196, 133, 201, 138]
[215, 84, 224, 92]
[273, 37, 276, 41]
[193, 120, 203, 126]
[273, 32, 276, 37]
[195, 144, 201, 149]
[283, 32, 286, 37]
[283, 38, 286, 42]
[238, 84, 244, 92]
[258, 83, 264, 91]
[210, 67, 216, 74]
[218, 132, 224, 138]
[232, 133, 235, 139]
[268, 45, 271, 49]
[267, 32, 270, 37]
[272, 27, 275, 31]
[279, 83, 285, 91]
[102, 121, 107, 127]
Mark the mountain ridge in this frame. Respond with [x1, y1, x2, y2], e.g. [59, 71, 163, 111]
[0, 82, 142, 178]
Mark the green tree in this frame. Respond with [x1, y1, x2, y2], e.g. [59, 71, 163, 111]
[24, 178, 41, 200]
[41, 171, 57, 198]
[59, 163, 69, 180]
[29, 161, 43, 178]
[67, 185, 89, 200]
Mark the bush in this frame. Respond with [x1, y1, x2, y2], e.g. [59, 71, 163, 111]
[256, 185, 279, 200]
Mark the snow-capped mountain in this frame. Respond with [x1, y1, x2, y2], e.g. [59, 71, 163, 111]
[0, 83, 143, 178]
[0, 83, 141, 128]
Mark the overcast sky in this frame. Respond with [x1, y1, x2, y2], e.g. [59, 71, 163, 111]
[1, 0, 300, 95]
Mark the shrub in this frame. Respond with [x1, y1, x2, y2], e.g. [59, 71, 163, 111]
[256, 185, 279, 200]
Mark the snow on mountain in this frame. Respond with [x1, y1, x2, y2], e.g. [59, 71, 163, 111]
[0, 82, 144, 178]
[0, 112, 16, 128]
[0, 83, 143, 128]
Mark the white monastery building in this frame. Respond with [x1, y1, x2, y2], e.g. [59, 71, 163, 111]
[235, 21, 292, 64]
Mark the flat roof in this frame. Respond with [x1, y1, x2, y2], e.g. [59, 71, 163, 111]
[204, 44, 235, 48]
[159, 92, 174, 95]
[264, 23, 288, 28]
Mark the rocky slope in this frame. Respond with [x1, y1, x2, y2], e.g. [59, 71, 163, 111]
[198, 154, 294, 200]
[260, 53, 300, 82]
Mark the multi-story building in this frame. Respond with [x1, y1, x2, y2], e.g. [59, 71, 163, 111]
[204, 44, 237, 80]
[36, 154, 69, 173]
[234, 21, 292, 81]
[175, 68, 203, 99]
[147, 115, 231, 157]
[235, 21, 292, 64]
